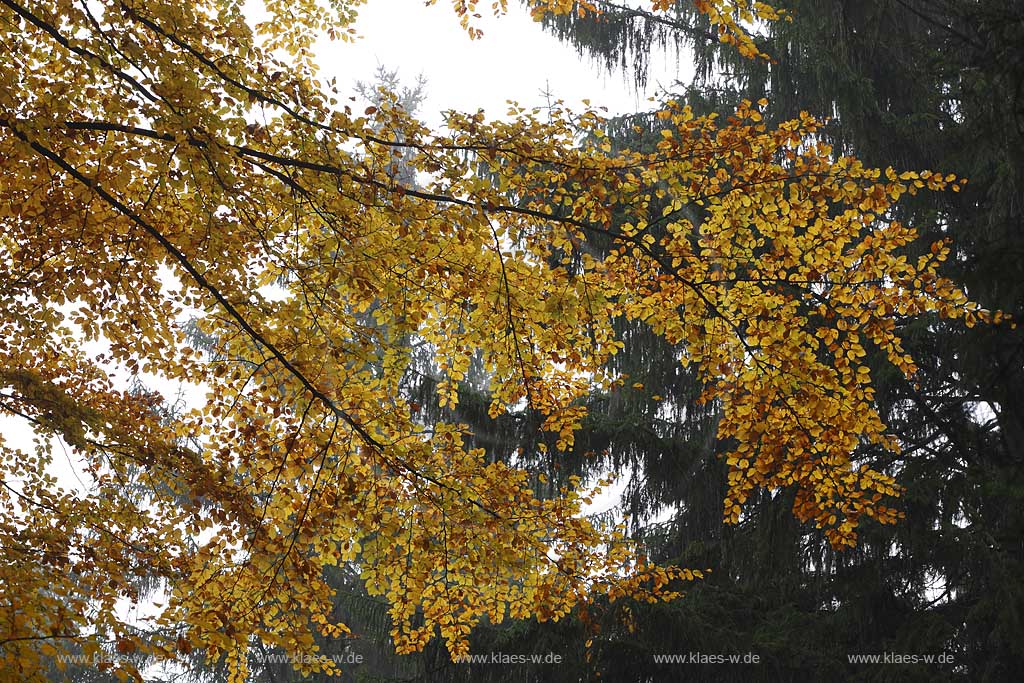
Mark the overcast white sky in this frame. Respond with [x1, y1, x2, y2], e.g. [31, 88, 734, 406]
[323, 0, 687, 123]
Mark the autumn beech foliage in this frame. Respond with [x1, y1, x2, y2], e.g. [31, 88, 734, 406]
[0, 0, 998, 680]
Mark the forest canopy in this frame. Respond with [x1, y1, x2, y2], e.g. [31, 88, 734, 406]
[0, 1, 1005, 681]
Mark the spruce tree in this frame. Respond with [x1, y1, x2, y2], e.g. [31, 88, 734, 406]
[513, 1, 1024, 680]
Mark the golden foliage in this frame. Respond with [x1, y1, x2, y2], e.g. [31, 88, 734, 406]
[0, 0, 995, 680]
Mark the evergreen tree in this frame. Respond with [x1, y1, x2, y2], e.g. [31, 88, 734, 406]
[507, 1, 1024, 680]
